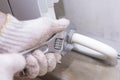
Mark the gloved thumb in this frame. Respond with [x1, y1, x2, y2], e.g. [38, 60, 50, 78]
[51, 18, 70, 33]
[0, 53, 26, 80]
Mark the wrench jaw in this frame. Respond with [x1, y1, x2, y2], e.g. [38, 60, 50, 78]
[47, 31, 67, 54]
[61, 42, 74, 55]
[59, 30, 75, 55]
[47, 30, 74, 55]
[42, 30, 74, 55]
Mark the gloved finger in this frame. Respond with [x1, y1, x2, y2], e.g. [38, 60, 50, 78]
[51, 18, 70, 33]
[45, 53, 57, 72]
[32, 50, 48, 76]
[54, 53, 62, 63]
[25, 54, 39, 78]
[0, 53, 26, 75]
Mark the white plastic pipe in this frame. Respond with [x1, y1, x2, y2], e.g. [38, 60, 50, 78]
[37, 0, 58, 19]
[37, 0, 48, 16]
[71, 33, 118, 64]
[73, 43, 106, 60]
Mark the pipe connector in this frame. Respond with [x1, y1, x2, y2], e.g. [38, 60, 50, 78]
[67, 30, 75, 43]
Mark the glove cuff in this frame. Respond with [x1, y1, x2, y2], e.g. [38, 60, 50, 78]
[0, 14, 31, 53]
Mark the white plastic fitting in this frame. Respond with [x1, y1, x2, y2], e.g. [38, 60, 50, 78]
[37, 0, 59, 19]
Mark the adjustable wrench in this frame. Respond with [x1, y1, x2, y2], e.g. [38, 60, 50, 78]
[20, 31, 69, 55]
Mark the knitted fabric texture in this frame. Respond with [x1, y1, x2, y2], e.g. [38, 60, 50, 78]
[0, 14, 50, 53]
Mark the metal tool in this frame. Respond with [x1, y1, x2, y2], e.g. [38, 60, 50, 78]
[20, 31, 69, 55]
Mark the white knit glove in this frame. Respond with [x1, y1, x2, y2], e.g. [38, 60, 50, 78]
[0, 14, 69, 79]
[0, 14, 69, 53]
[23, 50, 62, 78]
[0, 53, 26, 80]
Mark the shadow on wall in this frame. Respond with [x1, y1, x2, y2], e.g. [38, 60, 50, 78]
[54, 0, 65, 19]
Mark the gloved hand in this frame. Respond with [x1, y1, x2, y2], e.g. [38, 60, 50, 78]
[24, 50, 62, 78]
[0, 14, 69, 53]
[0, 53, 26, 80]
[0, 14, 69, 78]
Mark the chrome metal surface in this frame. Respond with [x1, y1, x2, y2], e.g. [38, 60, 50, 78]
[20, 31, 67, 55]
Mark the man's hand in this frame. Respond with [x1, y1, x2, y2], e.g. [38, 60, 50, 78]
[0, 14, 69, 53]
[0, 53, 26, 80]
[24, 50, 62, 78]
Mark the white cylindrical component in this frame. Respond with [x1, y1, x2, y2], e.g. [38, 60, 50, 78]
[37, 0, 48, 16]
[37, 0, 57, 19]
[46, 7, 56, 19]
[73, 43, 106, 60]
[71, 33, 118, 64]
[46, 0, 57, 19]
